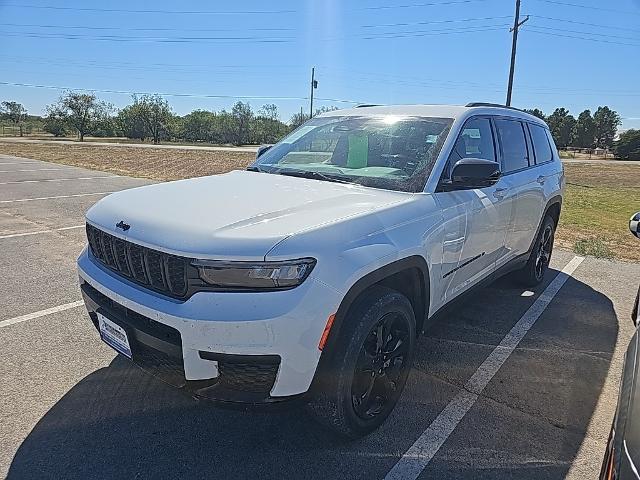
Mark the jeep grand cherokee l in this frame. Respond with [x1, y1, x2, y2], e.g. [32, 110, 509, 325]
[78, 103, 564, 438]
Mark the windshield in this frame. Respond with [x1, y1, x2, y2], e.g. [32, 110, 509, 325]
[252, 115, 453, 193]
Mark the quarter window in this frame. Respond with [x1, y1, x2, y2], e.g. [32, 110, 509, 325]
[528, 123, 553, 164]
[495, 119, 529, 173]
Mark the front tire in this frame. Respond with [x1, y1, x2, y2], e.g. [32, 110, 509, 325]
[308, 286, 416, 438]
[517, 215, 556, 287]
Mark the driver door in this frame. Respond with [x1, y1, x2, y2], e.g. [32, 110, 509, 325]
[434, 116, 511, 302]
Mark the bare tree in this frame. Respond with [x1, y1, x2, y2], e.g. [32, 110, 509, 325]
[1, 101, 27, 136]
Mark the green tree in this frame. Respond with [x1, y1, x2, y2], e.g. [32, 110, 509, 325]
[546, 108, 576, 148]
[43, 107, 68, 137]
[46, 92, 112, 141]
[116, 104, 148, 140]
[0, 101, 27, 136]
[181, 110, 218, 142]
[252, 104, 287, 144]
[134, 94, 173, 144]
[573, 110, 595, 148]
[593, 106, 621, 149]
[216, 110, 236, 144]
[614, 129, 640, 160]
[523, 108, 545, 120]
[231, 101, 253, 145]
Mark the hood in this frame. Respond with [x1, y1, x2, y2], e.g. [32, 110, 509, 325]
[86, 170, 412, 260]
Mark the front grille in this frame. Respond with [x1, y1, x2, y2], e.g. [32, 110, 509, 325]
[86, 223, 189, 299]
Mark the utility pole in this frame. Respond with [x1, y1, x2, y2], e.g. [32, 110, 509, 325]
[309, 67, 318, 119]
[506, 0, 529, 106]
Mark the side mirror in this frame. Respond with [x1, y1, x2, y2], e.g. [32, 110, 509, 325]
[256, 144, 272, 159]
[447, 158, 501, 189]
[631, 212, 640, 239]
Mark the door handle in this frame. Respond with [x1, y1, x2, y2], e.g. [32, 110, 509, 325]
[493, 187, 507, 199]
[536, 175, 546, 185]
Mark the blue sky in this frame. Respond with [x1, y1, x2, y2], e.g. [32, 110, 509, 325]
[0, 0, 639, 129]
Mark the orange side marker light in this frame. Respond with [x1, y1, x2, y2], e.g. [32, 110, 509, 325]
[318, 314, 336, 351]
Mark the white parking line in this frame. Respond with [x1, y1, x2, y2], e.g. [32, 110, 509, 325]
[0, 225, 84, 239]
[0, 168, 62, 172]
[384, 255, 585, 480]
[0, 176, 118, 185]
[0, 301, 85, 329]
[0, 192, 113, 203]
[0, 162, 37, 165]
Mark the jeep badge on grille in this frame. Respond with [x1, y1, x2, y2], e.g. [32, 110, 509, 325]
[115, 220, 130, 231]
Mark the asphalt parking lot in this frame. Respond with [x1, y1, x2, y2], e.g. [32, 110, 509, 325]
[1, 153, 639, 480]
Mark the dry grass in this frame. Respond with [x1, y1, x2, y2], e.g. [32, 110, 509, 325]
[0, 141, 255, 181]
[1, 141, 638, 261]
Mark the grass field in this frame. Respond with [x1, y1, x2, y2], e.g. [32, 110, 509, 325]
[0, 141, 638, 261]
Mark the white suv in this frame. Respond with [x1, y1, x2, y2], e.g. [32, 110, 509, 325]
[78, 103, 563, 437]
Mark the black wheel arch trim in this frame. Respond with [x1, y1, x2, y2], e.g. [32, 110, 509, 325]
[526, 195, 563, 258]
[308, 255, 430, 397]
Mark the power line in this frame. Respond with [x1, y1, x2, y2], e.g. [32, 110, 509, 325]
[525, 28, 640, 47]
[0, 22, 294, 33]
[360, 24, 511, 39]
[0, 4, 296, 15]
[360, 15, 513, 28]
[364, 0, 490, 10]
[0, 23, 513, 44]
[530, 15, 640, 34]
[0, 81, 361, 104]
[0, 55, 302, 71]
[527, 25, 640, 42]
[0, 31, 294, 44]
[532, 0, 640, 16]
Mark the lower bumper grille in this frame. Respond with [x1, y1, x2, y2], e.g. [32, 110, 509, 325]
[81, 282, 284, 403]
[218, 362, 279, 394]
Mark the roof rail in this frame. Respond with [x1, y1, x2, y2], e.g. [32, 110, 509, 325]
[355, 103, 381, 108]
[465, 102, 525, 112]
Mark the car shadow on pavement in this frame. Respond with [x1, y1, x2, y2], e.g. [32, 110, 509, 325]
[7, 268, 620, 480]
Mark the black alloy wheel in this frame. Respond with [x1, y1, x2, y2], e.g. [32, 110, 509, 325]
[351, 312, 411, 420]
[535, 223, 554, 281]
[307, 286, 416, 438]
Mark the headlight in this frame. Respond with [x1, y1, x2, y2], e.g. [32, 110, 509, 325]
[192, 258, 316, 290]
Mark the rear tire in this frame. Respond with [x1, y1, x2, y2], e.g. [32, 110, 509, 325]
[307, 286, 416, 439]
[516, 215, 556, 287]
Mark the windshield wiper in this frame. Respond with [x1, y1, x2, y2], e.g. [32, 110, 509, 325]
[246, 165, 265, 172]
[272, 168, 354, 185]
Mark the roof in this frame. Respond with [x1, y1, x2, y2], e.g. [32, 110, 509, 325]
[319, 103, 547, 126]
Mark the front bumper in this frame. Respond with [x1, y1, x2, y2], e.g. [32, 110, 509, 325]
[78, 248, 342, 404]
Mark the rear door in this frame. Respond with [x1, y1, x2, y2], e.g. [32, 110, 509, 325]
[527, 121, 560, 219]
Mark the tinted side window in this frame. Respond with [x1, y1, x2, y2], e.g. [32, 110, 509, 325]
[529, 123, 553, 164]
[448, 117, 496, 164]
[495, 119, 529, 173]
